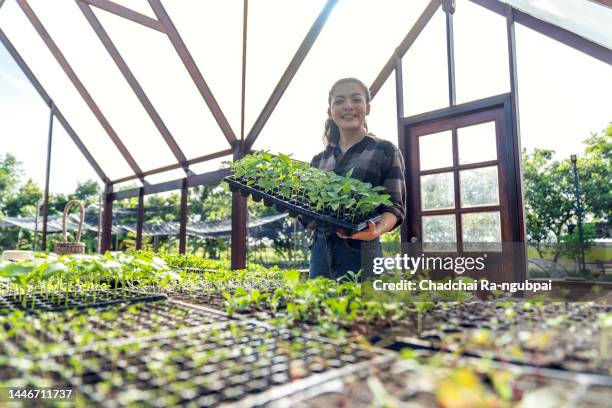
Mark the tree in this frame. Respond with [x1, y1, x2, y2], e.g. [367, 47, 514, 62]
[580, 124, 611, 226]
[74, 179, 101, 206]
[0, 153, 23, 212]
[523, 123, 611, 260]
[3, 179, 42, 217]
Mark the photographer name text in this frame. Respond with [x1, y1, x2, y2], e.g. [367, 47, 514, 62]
[371, 279, 553, 294]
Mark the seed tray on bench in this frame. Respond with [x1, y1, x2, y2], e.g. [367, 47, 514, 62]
[0, 300, 230, 357]
[269, 350, 612, 408]
[0, 289, 167, 315]
[23, 320, 390, 407]
[371, 302, 612, 377]
[225, 176, 382, 233]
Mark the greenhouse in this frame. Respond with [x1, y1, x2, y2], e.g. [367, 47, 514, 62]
[0, 0, 611, 407]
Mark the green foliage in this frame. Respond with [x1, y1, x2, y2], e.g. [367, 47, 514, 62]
[146, 251, 230, 271]
[74, 180, 101, 206]
[229, 151, 392, 221]
[0, 251, 176, 309]
[3, 179, 42, 217]
[523, 123, 611, 260]
[0, 153, 22, 210]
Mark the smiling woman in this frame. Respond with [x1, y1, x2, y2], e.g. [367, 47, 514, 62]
[307, 77, 406, 280]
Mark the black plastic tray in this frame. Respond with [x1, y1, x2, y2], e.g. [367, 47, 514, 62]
[0, 290, 167, 314]
[225, 177, 381, 233]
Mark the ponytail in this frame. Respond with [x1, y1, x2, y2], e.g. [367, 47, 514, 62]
[323, 118, 341, 146]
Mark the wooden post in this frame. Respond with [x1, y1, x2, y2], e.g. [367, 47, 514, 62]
[394, 52, 409, 244]
[136, 187, 144, 250]
[443, 0, 456, 106]
[100, 183, 113, 253]
[179, 178, 188, 254]
[506, 5, 527, 281]
[231, 143, 247, 269]
[41, 101, 54, 251]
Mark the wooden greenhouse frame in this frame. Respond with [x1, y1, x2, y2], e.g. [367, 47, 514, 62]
[1, 0, 610, 271]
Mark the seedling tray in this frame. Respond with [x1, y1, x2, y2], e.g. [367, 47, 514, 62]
[18, 320, 386, 407]
[273, 352, 612, 408]
[0, 289, 167, 315]
[225, 176, 382, 233]
[370, 302, 612, 376]
[0, 300, 230, 357]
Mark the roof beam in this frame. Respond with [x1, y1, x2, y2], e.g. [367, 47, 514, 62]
[16, 0, 145, 181]
[370, 0, 442, 99]
[147, 0, 238, 147]
[77, 2, 189, 174]
[112, 168, 231, 200]
[0, 27, 109, 183]
[469, 0, 612, 65]
[78, 0, 165, 33]
[244, 0, 338, 152]
[110, 148, 233, 185]
[589, 1, 612, 8]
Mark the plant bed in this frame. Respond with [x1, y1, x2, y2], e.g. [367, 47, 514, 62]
[367, 302, 612, 377]
[271, 348, 612, 408]
[0, 300, 229, 357]
[28, 321, 389, 407]
[226, 176, 382, 234]
[220, 275, 612, 376]
[166, 289, 228, 311]
[0, 289, 167, 315]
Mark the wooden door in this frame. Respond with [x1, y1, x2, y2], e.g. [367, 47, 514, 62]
[400, 94, 525, 283]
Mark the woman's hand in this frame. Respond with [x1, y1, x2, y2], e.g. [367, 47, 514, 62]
[336, 212, 399, 241]
[337, 221, 379, 241]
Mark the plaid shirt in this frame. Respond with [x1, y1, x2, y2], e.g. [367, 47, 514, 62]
[310, 133, 406, 230]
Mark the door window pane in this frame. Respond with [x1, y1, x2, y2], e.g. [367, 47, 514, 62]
[462, 211, 502, 252]
[419, 130, 453, 170]
[421, 172, 455, 210]
[423, 214, 456, 252]
[458, 121, 497, 164]
[460, 166, 499, 207]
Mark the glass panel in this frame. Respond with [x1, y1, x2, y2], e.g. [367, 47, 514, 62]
[0, 1, 134, 180]
[516, 24, 612, 160]
[462, 211, 502, 252]
[29, 0, 177, 172]
[144, 168, 187, 185]
[189, 156, 231, 175]
[403, 10, 448, 116]
[419, 131, 453, 170]
[457, 121, 497, 164]
[113, 180, 142, 193]
[253, 0, 431, 162]
[422, 214, 456, 252]
[501, 0, 612, 51]
[111, 0, 157, 19]
[460, 166, 499, 207]
[421, 172, 454, 210]
[454, 0, 509, 104]
[354, 74, 398, 146]
[94, 7, 231, 161]
[50, 122, 104, 194]
[162, 0, 242, 136]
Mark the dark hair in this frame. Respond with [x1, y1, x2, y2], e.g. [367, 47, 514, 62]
[323, 77, 371, 146]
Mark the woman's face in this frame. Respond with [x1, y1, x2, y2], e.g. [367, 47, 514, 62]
[328, 81, 370, 133]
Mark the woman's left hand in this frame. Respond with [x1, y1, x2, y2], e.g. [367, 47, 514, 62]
[337, 221, 379, 241]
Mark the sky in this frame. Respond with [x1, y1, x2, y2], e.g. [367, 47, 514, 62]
[0, 0, 610, 195]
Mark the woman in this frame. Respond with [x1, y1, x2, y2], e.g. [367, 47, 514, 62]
[306, 77, 406, 280]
